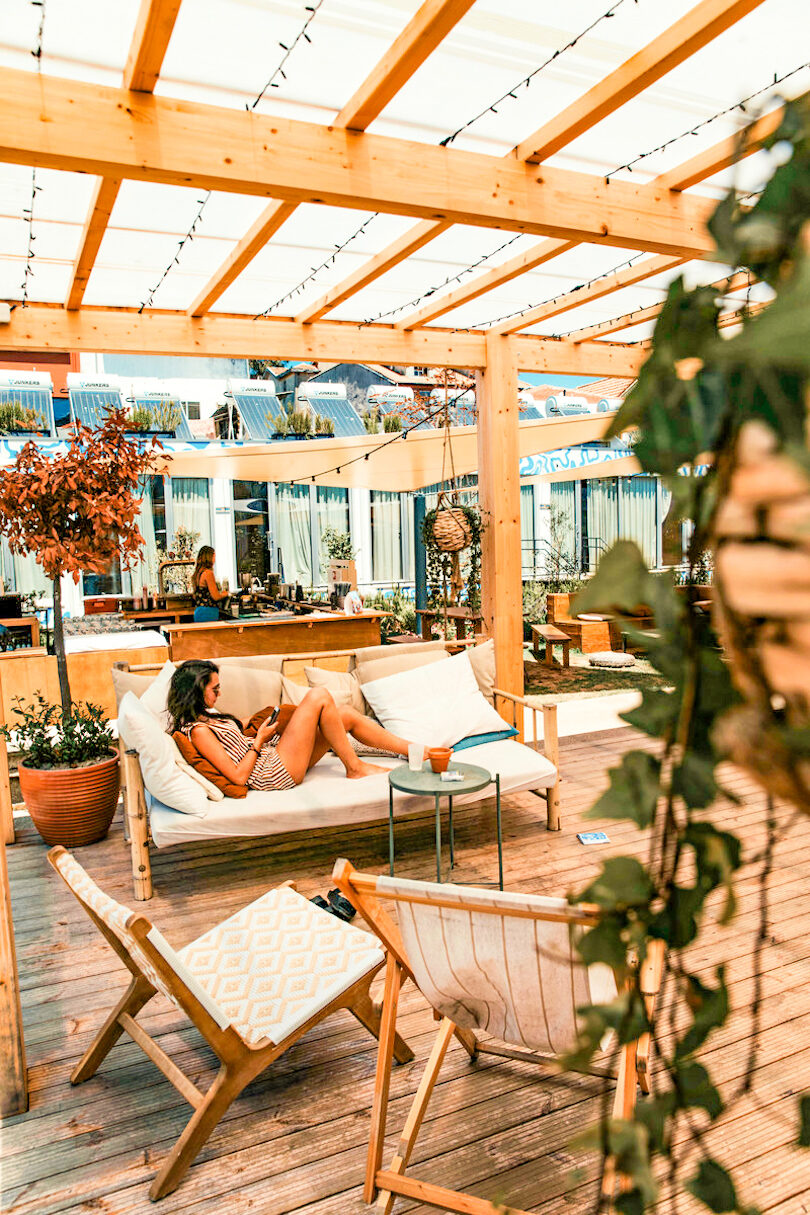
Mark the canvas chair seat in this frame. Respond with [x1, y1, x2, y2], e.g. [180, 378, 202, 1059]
[176, 886, 385, 1046]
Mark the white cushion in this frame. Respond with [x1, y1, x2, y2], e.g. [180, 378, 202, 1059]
[139, 660, 176, 728]
[110, 666, 157, 711]
[281, 676, 309, 705]
[304, 666, 365, 712]
[588, 651, 636, 668]
[216, 664, 283, 723]
[354, 648, 448, 686]
[117, 692, 209, 818]
[360, 650, 509, 749]
[468, 639, 496, 703]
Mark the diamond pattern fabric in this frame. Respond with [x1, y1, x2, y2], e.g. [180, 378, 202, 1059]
[178, 886, 384, 1046]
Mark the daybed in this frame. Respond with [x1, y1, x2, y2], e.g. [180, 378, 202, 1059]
[114, 640, 561, 900]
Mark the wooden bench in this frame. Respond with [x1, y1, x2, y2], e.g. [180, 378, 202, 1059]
[531, 624, 571, 668]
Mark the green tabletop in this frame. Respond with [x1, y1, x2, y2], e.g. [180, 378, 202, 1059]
[388, 761, 492, 797]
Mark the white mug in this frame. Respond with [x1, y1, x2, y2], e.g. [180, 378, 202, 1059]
[408, 742, 425, 772]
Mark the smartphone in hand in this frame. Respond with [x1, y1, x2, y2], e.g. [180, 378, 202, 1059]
[268, 706, 280, 725]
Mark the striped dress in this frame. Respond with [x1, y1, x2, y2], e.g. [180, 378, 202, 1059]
[184, 716, 296, 792]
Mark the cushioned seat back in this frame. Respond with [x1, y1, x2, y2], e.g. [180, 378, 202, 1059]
[375, 875, 616, 1055]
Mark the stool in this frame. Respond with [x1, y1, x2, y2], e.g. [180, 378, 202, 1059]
[531, 624, 571, 668]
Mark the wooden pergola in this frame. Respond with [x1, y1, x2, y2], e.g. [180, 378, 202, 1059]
[0, 0, 794, 1117]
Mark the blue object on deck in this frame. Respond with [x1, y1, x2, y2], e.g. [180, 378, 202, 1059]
[576, 831, 610, 845]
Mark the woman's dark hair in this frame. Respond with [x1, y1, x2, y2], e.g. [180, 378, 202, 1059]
[191, 545, 215, 591]
[167, 660, 241, 733]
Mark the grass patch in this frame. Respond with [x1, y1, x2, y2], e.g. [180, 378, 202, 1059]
[524, 650, 669, 700]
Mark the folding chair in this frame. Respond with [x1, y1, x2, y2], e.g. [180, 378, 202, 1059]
[332, 858, 664, 1215]
[47, 847, 413, 1201]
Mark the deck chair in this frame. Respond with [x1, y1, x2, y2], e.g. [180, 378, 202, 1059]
[332, 859, 664, 1215]
[47, 848, 413, 1201]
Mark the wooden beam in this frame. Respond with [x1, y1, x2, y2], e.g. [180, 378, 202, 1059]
[476, 335, 523, 719]
[396, 103, 785, 332]
[566, 270, 753, 342]
[188, 201, 297, 317]
[65, 0, 183, 310]
[514, 0, 767, 163]
[336, 0, 476, 131]
[0, 831, 27, 1115]
[0, 74, 716, 252]
[124, 0, 183, 92]
[0, 303, 646, 375]
[295, 220, 451, 324]
[193, 0, 474, 317]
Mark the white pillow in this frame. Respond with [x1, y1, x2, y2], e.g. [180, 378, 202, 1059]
[117, 692, 209, 818]
[216, 664, 283, 723]
[360, 650, 508, 749]
[304, 666, 366, 713]
[139, 659, 176, 729]
[468, 639, 496, 703]
[281, 676, 309, 706]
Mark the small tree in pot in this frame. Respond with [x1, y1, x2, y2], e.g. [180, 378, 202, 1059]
[0, 409, 162, 845]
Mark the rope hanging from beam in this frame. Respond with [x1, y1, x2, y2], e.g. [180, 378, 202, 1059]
[19, 0, 46, 309]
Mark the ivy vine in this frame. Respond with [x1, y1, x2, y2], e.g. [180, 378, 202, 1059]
[568, 96, 810, 1214]
[420, 502, 486, 617]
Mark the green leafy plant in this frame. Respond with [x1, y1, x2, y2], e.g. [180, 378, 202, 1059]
[0, 400, 47, 434]
[127, 403, 182, 433]
[364, 586, 416, 639]
[421, 502, 486, 615]
[0, 695, 114, 770]
[314, 413, 335, 436]
[269, 408, 312, 437]
[562, 98, 810, 1213]
[383, 412, 402, 433]
[321, 527, 356, 561]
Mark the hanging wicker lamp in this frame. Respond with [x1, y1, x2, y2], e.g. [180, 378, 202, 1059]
[712, 417, 810, 812]
[431, 501, 473, 553]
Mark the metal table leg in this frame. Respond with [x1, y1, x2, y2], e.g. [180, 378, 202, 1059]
[435, 795, 442, 883]
[389, 783, 395, 876]
[496, 773, 503, 891]
[448, 796, 454, 871]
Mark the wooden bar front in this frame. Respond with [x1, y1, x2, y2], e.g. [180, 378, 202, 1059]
[164, 612, 385, 661]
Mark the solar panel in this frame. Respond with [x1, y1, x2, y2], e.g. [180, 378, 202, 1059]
[69, 388, 123, 428]
[0, 386, 55, 435]
[307, 395, 366, 437]
[131, 397, 194, 439]
[232, 392, 275, 440]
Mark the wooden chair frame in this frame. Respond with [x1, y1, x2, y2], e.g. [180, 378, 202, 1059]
[47, 847, 413, 1202]
[332, 858, 664, 1215]
[117, 646, 561, 900]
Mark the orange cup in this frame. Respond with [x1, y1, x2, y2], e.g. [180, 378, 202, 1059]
[427, 746, 452, 773]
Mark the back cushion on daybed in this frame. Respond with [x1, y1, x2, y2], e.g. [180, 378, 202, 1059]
[118, 692, 210, 817]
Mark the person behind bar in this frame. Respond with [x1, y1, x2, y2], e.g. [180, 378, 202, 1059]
[191, 546, 229, 623]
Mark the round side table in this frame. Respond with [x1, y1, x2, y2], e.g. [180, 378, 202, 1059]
[387, 761, 502, 887]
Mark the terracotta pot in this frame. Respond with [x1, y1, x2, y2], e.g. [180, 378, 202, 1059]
[427, 747, 452, 774]
[18, 752, 120, 847]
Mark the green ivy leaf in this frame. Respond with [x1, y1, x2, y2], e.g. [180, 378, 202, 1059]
[635, 1092, 676, 1155]
[676, 967, 729, 1059]
[799, 1094, 810, 1147]
[575, 1119, 657, 1206]
[685, 1159, 736, 1212]
[572, 541, 651, 616]
[649, 883, 706, 949]
[622, 687, 680, 738]
[676, 1060, 724, 1119]
[673, 753, 718, 811]
[585, 751, 661, 829]
[577, 857, 654, 910]
[614, 1190, 646, 1215]
[578, 916, 628, 971]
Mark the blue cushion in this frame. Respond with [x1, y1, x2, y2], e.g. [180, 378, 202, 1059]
[452, 728, 518, 751]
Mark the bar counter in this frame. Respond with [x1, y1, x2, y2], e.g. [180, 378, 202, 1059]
[163, 610, 386, 661]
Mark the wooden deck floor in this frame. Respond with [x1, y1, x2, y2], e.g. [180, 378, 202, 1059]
[2, 727, 810, 1215]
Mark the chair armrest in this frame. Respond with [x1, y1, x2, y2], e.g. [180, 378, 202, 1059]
[492, 690, 559, 766]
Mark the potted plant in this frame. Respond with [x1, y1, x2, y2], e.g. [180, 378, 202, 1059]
[0, 407, 162, 845]
[321, 526, 357, 588]
[421, 501, 485, 616]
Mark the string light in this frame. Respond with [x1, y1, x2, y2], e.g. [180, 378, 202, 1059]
[248, 0, 326, 111]
[253, 213, 377, 319]
[440, 0, 638, 147]
[605, 59, 810, 181]
[19, 1, 46, 309]
[287, 387, 470, 485]
[138, 192, 211, 313]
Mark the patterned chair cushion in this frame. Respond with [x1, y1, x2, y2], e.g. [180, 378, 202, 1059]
[178, 886, 384, 1046]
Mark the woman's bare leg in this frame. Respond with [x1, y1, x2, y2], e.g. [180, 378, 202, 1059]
[339, 706, 410, 757]
[276, 689, 388, 783]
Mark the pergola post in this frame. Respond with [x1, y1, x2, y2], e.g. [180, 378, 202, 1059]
[0, 831, 27, 1114]
[476, 335, 524, 723]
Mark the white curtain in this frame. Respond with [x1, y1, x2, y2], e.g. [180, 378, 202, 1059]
[371, 491, 401, 582]
[549, 482, 577, 573]
[401, 496, 414, 581]
[10, 547, 50, 595]
[587, 478, 619, 569]
[172, 478, 212, 549]
[276, 482, 313, 586]
[520, 484, 535, 577]
[316, 486, 349, 578]
[129, 476, 160, 593]
[619, 475, 658, 567]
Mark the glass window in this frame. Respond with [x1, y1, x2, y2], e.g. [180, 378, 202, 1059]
[275, 482, 313, 586]
[184, 402, 201, 420]
[316, 486, 349, 580]
[549, 482, 577, 575]
[371, 490, 402, 582]
[585, 477, 619, 570]
[619, 475, 658, 567]
[233, 480, 270, 583]
[171, 477, 211, 549]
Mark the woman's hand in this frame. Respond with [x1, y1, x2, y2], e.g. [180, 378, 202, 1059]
[254, 716, 279, 747]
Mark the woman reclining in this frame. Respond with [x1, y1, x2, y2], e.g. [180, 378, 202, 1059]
[167, 659, 411, 790]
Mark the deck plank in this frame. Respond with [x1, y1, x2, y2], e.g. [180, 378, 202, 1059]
[2, 726, 809, 1214]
